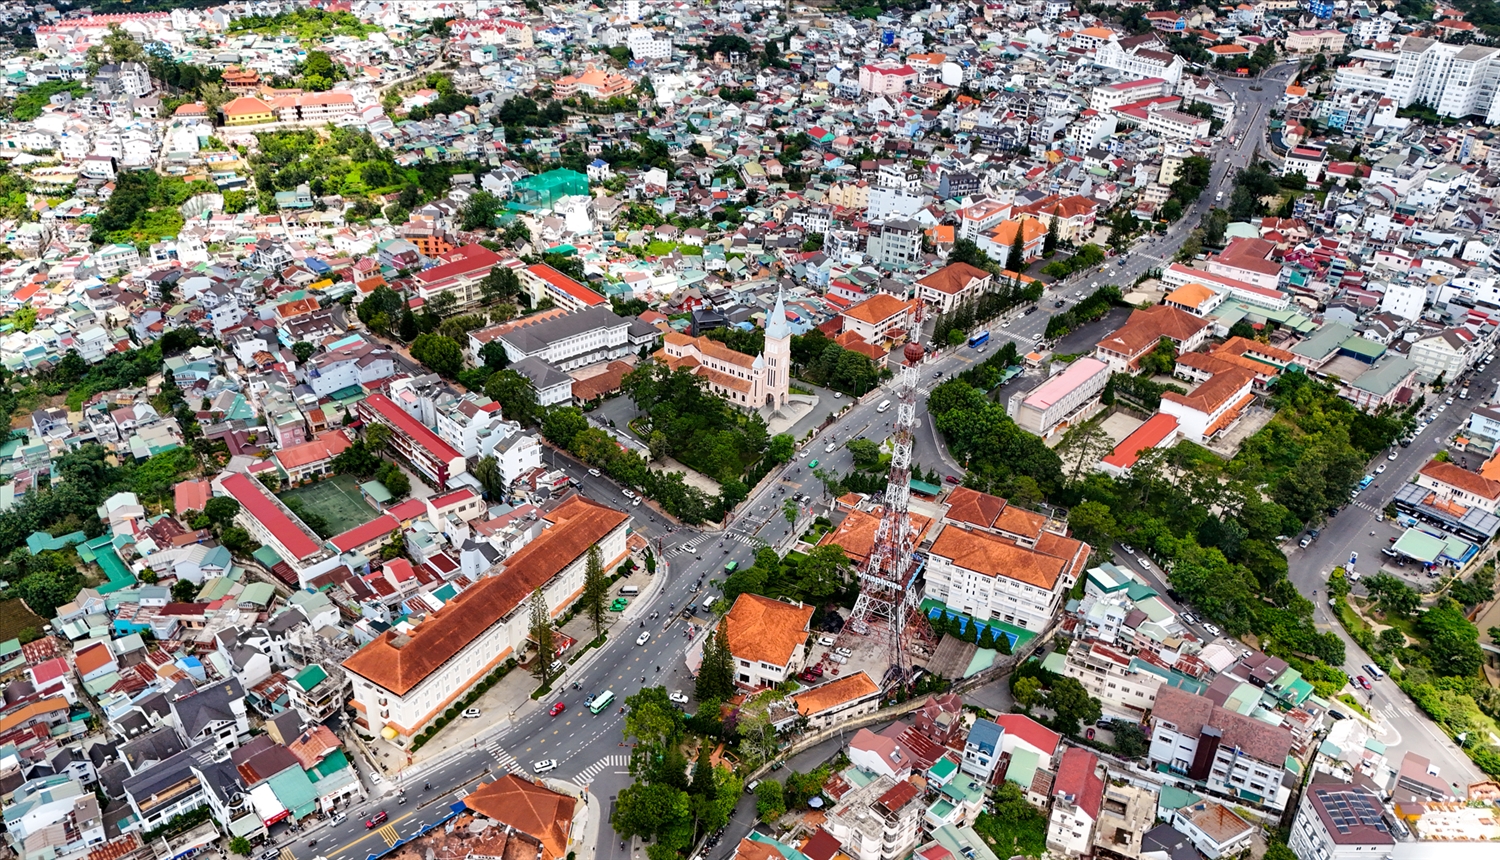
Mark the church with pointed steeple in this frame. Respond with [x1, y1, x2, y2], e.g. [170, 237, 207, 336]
[656, 292, 792, 414]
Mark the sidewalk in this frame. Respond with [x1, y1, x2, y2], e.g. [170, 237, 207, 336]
[545, 779, 603, 860]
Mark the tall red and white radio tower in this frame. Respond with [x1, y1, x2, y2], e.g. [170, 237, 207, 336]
[848, 304, 930, 688]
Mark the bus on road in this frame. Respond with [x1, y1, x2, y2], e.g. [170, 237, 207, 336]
[589, 689, 615, 714]
[968, 331, 990, 348]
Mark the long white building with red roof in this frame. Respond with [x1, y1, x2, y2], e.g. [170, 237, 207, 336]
[356, 393, 467, 488]
[213, 472, 339, 585]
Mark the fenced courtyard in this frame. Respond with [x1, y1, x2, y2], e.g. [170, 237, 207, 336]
[278, 473, 378, 535]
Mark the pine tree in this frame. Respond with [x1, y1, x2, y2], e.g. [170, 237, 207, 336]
[1043, 215, 1059, 257]
[696, 620, 734, 702]
[529, 588, 556, 686]
[689, 745, 715, 796]
[583, 544, 607, 641]
[996, 629, 1013, 655]
[1009, 218, 1029, 273]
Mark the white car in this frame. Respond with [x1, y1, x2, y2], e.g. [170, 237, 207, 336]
[1181, 612, 1197, 625]
[463, 708, 481, 718]
[1376, 464, 1386, 474]
[1203, 623, 1221, 636]
[669, 691, 689, 705]
[1388, 450, 1398, 460]
[636, 631, 651, 646]
[834, 646, 853, 657]
[532, 759, 558, 773]
[1121, 544, 1134, 554]
[588, 468, 601, 477]
[1137, 557, 1153, 571]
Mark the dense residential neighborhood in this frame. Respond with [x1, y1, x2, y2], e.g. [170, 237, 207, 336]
[6, 4, 1500, 860]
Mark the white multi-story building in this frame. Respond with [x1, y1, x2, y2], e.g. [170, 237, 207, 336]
[923, 522, 1088, 632]
[626, 25, 671, 60]
[1047, 748, 1104, 857]
[1147, 685, 1294, 810]
[1095, 38, 1186, 87]
[1056, 641, 1169, 722]
[823, 774, 924, 860]
[720, 594, 813, 689]
[1409, 328, 1476, 382]
[1287, 780, 1393, 860]
[1007, 357, 1111, 439]
[477, 306, 639, 372]
[1387, 36, 1500, 123]
[344, 496, 630, 743]
[305, 341, 397, 398]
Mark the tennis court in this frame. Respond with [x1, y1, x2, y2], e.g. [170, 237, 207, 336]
[278, 473, 378, 535]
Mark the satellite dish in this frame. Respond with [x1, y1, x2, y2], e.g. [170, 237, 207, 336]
[827, 68, 842, 85]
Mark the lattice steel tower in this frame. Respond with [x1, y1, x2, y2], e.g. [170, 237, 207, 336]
[848, 306, 930, 689]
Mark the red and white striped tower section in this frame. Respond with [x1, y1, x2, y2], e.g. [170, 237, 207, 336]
[848, 302, 932, 689]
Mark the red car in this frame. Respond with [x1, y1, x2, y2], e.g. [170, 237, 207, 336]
[799, 666, 824, 682]
[1356, 676, 1372, 690]
[365, 812, 388, 829]
[944, 476, 960, 484]
[550, 701, 566, 716]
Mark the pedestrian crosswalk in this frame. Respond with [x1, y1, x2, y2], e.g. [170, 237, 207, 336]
[1350, 500, 1383, 513]
[487, 742, 520, 774]
[665, 532, 757, 558]
[1381, 701, 1414, 720]
[573, 753, 631, 787]
[376, 824, 400, 847]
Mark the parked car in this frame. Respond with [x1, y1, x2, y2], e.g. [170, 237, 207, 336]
[1376, 464, 1386, 474]
[945, 475, 960, 484]
[669, 691, 690, 705]
[1203, 623, 1220, 636]
[532, 760, 558, 773]
[610, 597, 629, 611]
[462, 708, 481, 719]
[588, 468, 601, 477]
[834, 647, 853, 657]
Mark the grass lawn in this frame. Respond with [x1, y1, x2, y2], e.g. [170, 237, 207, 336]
[645, 240, 703, 257]
[0, 598, 46, 642]
[278, 473, 379, 535]
[1336, 693, 1372, 719]
[974, 790, 1048, 858]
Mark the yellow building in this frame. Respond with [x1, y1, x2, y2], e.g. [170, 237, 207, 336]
[222, 96, 275, 127]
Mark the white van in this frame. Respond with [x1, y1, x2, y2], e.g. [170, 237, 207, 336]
[877, 400, 892, 413]
[620, 586, 640, 596]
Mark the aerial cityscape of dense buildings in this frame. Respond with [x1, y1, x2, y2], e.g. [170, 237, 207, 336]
[5, 4, 1500, 860]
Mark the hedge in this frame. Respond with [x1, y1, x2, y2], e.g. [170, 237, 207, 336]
[408, 657, 518, 751]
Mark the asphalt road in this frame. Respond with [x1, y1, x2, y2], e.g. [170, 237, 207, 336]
[1290, 367, 1495, 789]
[292, 59, 1386, 860]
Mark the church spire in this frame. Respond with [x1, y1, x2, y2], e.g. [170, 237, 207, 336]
[765, 289, 791, 341]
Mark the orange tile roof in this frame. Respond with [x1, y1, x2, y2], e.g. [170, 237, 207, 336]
[726, 593, 814, 668]
[0, 697, 68, 733]
[917, 262, 991, 295]
[986, 217, 1048, 246]
[1162, 366, 1254, 414]
[223, 96, 273, 116]
[1164, 283, 1215, 309]
[274, 430, 352, 470]
[343, 496, 628, 695]
[842, 293, 913, 326]
[1096, 305, 1210, 358]
[929, 526, 1074, 590]
[75, 642, 114, 676]
[944, 486, 1004, 529]
[791, 671, 880, 716]
[820, 507, 933, 565]
[663, 330, 757, 368]
[1420, 460, 1500, 501]
[464, 775, 577, 860]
